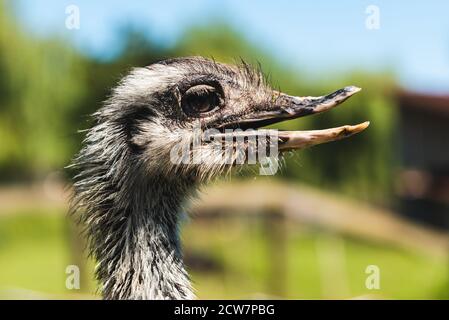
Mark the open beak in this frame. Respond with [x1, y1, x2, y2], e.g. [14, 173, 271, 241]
[216, 85, 369, 151]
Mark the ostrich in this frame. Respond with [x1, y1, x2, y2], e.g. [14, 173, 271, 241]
[70, 57, 368, 300]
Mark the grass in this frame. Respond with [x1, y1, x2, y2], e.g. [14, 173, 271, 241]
[0, 211, 447, 299]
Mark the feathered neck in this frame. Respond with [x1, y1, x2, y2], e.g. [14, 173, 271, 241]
[97, 177, 196, 300]
[71, 121, 196, 299]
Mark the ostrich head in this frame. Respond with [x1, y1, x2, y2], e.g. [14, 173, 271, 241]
[71, 57, 368, 300]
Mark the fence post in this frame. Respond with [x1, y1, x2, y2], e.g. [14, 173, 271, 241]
[264, 210, 287, 297]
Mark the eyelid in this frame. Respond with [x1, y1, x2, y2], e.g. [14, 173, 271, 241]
[178, 77, 224, 95]
[185, 84, 217, 95]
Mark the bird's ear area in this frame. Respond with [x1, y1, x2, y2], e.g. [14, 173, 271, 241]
[121, 105, 158, 152]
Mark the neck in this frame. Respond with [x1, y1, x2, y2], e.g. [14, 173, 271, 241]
[87, 173, 196, 300]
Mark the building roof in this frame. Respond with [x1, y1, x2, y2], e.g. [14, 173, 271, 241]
[397, 91, 449, 117]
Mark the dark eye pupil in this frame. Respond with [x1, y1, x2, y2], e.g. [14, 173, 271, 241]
[190, 94, 216, 112]
[181, 85, 221, 116]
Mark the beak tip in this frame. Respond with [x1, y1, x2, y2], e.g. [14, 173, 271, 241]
[361, 121, 370, 129]
[345, 86, 362, 94]
[350, 121, 370, 133]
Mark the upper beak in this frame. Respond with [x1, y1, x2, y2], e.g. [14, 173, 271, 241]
[275, 85, 362, 118]
[216, 85, 369, 151]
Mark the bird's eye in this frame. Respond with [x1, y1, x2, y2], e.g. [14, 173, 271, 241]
[181, 84, 222, 116]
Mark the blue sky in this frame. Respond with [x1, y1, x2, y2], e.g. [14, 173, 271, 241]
[11, 0, 449, 93]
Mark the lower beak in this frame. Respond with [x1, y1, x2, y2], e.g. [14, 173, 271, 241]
[277, 122, 370, 151]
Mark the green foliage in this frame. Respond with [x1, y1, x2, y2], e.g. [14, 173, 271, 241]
[278, 73, 398, 204]
[0, 213, 446, 299]
[0, 2, 87, 178]
[0, 6, 398, 203]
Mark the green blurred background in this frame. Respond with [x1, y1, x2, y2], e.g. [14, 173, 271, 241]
[0, 0, 448, 299]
